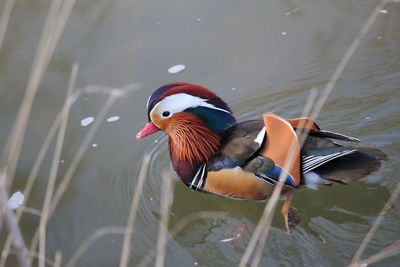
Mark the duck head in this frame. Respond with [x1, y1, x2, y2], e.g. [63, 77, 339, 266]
[136, 82, 236, 183]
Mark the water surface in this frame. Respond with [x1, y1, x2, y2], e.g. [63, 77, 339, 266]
[1, 0, 399, 266]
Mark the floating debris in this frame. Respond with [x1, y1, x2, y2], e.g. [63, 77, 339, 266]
[196, 18, 202, 21]
[221, 223, 248, 248]
[377, 36, 382, 40]
[7, 191, 24, 210]
[60, 159, 65, 163]
[80, 116, 94, 127]
[106, 116, 120, 122]
[168, 64, 186, 74]
[281, 31, 287, 36]
[379, 9, 388, 14]
[91, 143, 98, 148]
[220, 235, 240, 243]
[232, 87, 236, 91]
[318, 233, 327, 244]
[365, 117, 371, 120]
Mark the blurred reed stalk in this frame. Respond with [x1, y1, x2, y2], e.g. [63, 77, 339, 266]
[37, 63, 78, 267]
[65, 227, 126, 267]
[0, 0, 398, 266]
[29, 84, 140, 263]
[351, 240, 400, 267]
[249, 90, 318, 267]
[0, 172, 30, 267]
[0, 0, 15, 52]
[0, 0, 76, 190]
[0, 84, 136, 267]
[240, 0, 399, 266]
[154, 171, 175, 267]
[349, 184, 400, 266]
[119, 154, 151, 267]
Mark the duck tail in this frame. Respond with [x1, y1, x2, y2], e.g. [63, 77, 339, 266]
[311, 147, 387, 182]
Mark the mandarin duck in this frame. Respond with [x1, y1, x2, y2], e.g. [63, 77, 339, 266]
[136, 82, 387, 231]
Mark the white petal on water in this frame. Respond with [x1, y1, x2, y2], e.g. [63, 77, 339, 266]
[168, 64, 186, 74]
[7, 191, 24, 210]
[379, 9, 388, 14]
[91, 143, 98, 148]
[80, 116, 94, 127]
[106, 116, 120, 122]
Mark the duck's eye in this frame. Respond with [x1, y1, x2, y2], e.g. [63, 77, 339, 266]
[162, 111, 171, 117]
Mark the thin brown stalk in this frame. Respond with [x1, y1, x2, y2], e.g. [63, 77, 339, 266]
[0, 172, 30, 267]
[53, 250, 62, 267]
[350, 184, 400, 264]
[241, 0, 394, 265]
[0, 84, 113, 267]
[29, 83, 139, 258]
[38, 63, 78, 267]
[310, 0, 393, 120]
[119, 154, 151, 267]
[49, 85, 137, 217]
[249, 90, 318, 267]
[1, 0, 76, 191]
[350, 240, 400, 267]
[0, 0, 15, 52]
[155, 172, 175, 267]
[65, 227, 126, 267]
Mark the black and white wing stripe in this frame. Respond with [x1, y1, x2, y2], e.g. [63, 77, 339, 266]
[189, 164, 207, 190]
[302, 149, 357, 173]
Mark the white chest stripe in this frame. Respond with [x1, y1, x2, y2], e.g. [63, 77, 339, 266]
[190, 164, 207, 190]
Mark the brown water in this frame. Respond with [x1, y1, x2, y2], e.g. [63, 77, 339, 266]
[1, 0, 400, 266]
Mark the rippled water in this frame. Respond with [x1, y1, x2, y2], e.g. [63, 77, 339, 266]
[1, 0, 399, 266]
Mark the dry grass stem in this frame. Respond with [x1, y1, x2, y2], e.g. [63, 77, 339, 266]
[0, 83, 118, 266]
[49, 84, 139, 218]
[350, 240, 400, 267]
[119, 154, 151, 267]
[241, 0, 394, 265]
[53, 250, 62, 267]
[65, 227, 126, 267]
[310, 0, 393, 119]
[0, 0, 15, 52]
[350, 184, 400, 264]
[0, 172, 30, 267]
[38, 63, 78, 267]
[29, 84, 139, 257]
[249, 90, 318, 267]
[154, 172, 175, 267]
[1, 0, 76, 190]
[0, 101, 62, 267]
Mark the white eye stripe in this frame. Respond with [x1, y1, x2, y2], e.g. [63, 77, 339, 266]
[151, 93, 230, 115]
